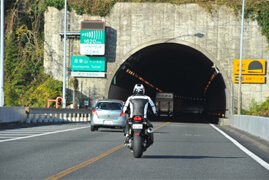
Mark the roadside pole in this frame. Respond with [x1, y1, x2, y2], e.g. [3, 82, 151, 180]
[0, 0, 4, 107]
[238, 0, 245, 115]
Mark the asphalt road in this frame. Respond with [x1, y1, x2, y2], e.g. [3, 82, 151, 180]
[0, 120, 269, 179]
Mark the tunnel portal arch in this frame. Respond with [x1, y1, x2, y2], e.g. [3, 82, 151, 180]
[106, 40, 230, 118]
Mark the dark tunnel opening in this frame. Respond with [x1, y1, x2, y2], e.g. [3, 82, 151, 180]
[108, 43, 227, 123]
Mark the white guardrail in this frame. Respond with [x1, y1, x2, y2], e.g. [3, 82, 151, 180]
[231, 115, 269, 142]
[0, 107, 91, 124]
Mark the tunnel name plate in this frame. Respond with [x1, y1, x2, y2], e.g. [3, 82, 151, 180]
[71, 72, 105, 78]
[71, 56, 105, 71]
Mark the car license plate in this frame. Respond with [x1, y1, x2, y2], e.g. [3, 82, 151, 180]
[132, 124, 143, 129]
[104, 121, 113, 125]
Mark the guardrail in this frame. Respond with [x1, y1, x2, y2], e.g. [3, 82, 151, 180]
[0, 107, 91, 124]
[1, 107, 268, 142]
[26, 107, 91, 123]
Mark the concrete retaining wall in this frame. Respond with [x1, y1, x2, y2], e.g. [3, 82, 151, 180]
[231, 115, 269, 142]
[0, 107, 26, 123]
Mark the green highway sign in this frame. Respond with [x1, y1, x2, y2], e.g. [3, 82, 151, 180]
[71, 56, 105, 72]
[80, 30, 105, 55]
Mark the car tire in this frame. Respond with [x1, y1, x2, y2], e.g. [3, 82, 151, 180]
[91, 125, 95, 131]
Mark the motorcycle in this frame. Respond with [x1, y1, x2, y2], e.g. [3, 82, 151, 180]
[125, 115, 154, 158]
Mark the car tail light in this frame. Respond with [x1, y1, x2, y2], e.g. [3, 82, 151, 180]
[92, 109, 98, 116]
[119, 111, 125, 117]
[133, 116, 142, 121]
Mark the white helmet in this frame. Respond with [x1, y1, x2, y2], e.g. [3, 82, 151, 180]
[133, 84, 145, 95]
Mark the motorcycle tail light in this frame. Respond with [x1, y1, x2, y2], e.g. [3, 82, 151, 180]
[133, 116, 142, 121]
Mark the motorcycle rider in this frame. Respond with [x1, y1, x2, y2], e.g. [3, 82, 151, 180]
[123, 84, 157, 144]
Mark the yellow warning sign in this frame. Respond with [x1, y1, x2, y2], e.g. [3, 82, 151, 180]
[233, 75, 266, 84]
[233, 59, 266, 75]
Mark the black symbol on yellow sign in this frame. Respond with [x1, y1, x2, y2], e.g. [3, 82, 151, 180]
[248, 61, 263, 74]
[233, 59, 266, 75]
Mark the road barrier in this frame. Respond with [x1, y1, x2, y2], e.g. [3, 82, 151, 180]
[0, 107, 26, 123]
[0, 107, 91, 124]
[1, 107, 268, 142]
[231, 115, 269, 142]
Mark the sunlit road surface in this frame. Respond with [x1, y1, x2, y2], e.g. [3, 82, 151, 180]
[1, 121, 269, 179]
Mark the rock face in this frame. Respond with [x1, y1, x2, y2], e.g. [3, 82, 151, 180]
[44, 3, 268, 109]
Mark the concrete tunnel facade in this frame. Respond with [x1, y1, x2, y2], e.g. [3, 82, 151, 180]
[44, 3, 269, 118]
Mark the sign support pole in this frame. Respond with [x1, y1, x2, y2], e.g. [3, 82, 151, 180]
[62, 0, 67, 108]
[238, 0, 245, 115]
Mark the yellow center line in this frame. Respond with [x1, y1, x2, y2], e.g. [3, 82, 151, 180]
[155, 121, 170, 130]
[45, 121, 170, 180]
[45, 144, 124, 180]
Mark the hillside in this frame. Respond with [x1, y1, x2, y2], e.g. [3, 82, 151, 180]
[3, 0, 269, 109]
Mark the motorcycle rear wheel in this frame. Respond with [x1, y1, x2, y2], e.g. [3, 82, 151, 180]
[133, 135, 143, 158]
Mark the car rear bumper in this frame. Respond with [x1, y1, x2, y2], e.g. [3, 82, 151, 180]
[91, 118, 126, 127]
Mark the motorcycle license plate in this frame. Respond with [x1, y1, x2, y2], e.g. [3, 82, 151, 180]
[132, 124, 143, 129]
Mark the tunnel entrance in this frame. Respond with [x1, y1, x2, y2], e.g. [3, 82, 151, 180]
[108, 43, 227, 122]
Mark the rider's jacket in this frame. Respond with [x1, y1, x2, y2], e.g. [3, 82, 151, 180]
[123, 94, 157, 118]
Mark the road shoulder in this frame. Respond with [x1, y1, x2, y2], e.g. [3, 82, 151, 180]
[219, 125, 269, 164]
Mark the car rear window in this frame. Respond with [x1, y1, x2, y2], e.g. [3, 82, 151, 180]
[96, 102, 122, 110]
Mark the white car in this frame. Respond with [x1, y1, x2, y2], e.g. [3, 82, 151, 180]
[91, 99, 126, 131]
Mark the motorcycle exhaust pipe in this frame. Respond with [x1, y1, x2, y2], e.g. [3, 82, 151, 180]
[147, 127, 154, 133]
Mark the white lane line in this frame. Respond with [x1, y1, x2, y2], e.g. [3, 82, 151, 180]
[210, 124, 269, 171]
[0, 130, 56, 132]
[0, 126, 90, 143]
[0, 132, 47, 134]
[0, 134, 39, 136]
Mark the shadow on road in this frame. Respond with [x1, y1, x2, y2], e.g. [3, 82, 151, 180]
[142, 155, 243, 159]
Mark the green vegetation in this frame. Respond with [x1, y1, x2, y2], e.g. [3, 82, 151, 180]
[4, 0, 62, 107]
[242, 97, 269, 117]
[3, 0, 269, 108]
